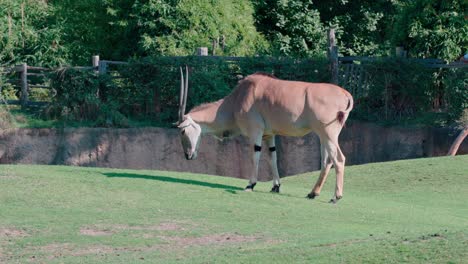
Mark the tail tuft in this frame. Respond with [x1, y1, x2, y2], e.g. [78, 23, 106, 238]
[337, 111, 345, 126]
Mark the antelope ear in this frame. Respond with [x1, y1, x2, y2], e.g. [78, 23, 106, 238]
[177, 116, 192, 128]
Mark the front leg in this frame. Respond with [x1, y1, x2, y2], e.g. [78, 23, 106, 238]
[245, 133, 263, 192]
[267, 136, 281, 193]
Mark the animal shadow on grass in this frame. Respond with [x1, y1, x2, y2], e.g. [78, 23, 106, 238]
[103, 173, 243, 191]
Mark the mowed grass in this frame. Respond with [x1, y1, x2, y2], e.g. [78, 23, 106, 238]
[0, 156, 467, 263]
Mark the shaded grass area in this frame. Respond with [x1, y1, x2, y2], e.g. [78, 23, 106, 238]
[0, 156, 467, 263]
[0, 105, 167, 129]
[1, 105, 456, 129]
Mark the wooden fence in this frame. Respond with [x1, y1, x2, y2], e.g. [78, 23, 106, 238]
[0, 56, 127, 108]
[1, 38, 467, 108]
[325, 29, 468, 100]
[333, 56, 467, 100]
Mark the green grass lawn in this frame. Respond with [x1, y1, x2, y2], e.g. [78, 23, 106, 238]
[1, 156, 467, 263]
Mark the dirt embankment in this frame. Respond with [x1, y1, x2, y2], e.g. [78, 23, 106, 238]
[0, 122, 465, 181]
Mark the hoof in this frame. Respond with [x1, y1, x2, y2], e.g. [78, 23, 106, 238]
[244, 182, 256, 192]
[306, 192, 318, 199]
[270, 184, 280, 193]
[329, 196, 342, 204]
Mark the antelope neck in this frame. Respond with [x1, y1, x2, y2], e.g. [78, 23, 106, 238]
[188, 104, 234, 135]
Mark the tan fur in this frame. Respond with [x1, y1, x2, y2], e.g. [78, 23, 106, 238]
[186, 73, 353, 201]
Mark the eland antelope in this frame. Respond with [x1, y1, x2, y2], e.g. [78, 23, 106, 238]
[175, 67, 353, 203]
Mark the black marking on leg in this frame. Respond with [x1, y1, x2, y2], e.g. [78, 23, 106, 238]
[245, 182, 257, 191]
[270, 184, 280, 193]
[306, 192, 318, 199]
[254, 145, 262, 152]
[269, 146, 276, 152]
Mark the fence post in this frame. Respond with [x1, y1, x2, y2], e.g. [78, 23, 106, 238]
[92, 55, 100, 73]
[197, 47, 208, 56]
[20, 63, 28, 107]
[221, 35, 226, 51]
[98, 60, 107, 75]
[328, 28, 339, 84]
[212, 37, 219, 55]
[395, 47, 407, 58]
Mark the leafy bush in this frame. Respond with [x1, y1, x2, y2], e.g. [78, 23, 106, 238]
[442, 68, 468, 122]
[0, 72, 17, 100]
[354, 59, 436, 121]
[254, 0, 327, 57]
[314, 0, 397, 56]
[347, 58, 466, 125]
[120, 56, 328, 125]
[0, 0, 68, 66]
[46, 56, 463, 127]
[119, 57, 237, 121]
[0, 105, 15, 129]
[47, 56, 328, 126]
[48, 68, 127, 127]
[392, 0, 467, 61]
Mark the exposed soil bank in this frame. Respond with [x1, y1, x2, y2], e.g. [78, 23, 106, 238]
[0, 122, 466, 181]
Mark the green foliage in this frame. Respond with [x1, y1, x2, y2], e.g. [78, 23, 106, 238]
[139, 0, 268, 56]
[236, 56, 329, 82]
[120, 57, 236, 120]
[2, 0, 466, 128]
[0, 0, 68, 66]
[354, 59, 436, 122]
[99, 0, 269, 58]
[351, 60, 465, 126]
[1, 0, 269, 65]
[441, 68, 468, 122]
[1, 0, 466, 65]
[48, 68, 128, 127]
[254, 0, 327, 57]
[117, 56, 329, 125]
[392, 0, 467, 61]
[46, 56, 328, 126]
[315, 0, 398, 56]
[50, 0, 113, 65]
[0, 71, 16, 100]
[0, 104, 14, 129]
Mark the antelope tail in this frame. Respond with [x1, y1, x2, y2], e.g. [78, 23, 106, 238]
[337, 93, 354, 126]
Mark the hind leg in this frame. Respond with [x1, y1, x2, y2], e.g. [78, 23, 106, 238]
[267, 136, 281, 193]
[326, 140, 346, 203]
[307, 142, 333, 199]
[313, 124, 347, 203]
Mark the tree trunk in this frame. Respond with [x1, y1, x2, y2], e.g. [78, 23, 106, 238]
[447, 127, 468, 156]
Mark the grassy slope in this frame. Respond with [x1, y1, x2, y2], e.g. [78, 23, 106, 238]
[1, 106, 454, 129]
[0, 156, 467, 263]
[0, 106, 168, 129]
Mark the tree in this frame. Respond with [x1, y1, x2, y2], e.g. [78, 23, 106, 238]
[51, 0, 145, 64]
[392, 0, 467, 61]
[109, 0, 269, 57]
[254, 0, 327, 57]
[0, 0, 68, 66]
[314, 0, 398, 56]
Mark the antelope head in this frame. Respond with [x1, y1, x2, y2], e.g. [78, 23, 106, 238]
[177, 66, 202, 160]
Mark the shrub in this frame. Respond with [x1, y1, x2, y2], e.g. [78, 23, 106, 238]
[46, 56, 463, 127]
[354, 58, 435, 121]
[48, 68, 128, 127]
[119, 56, 328, 125]
[47, 56, 328, 127]
[442, 68, 468, 122]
